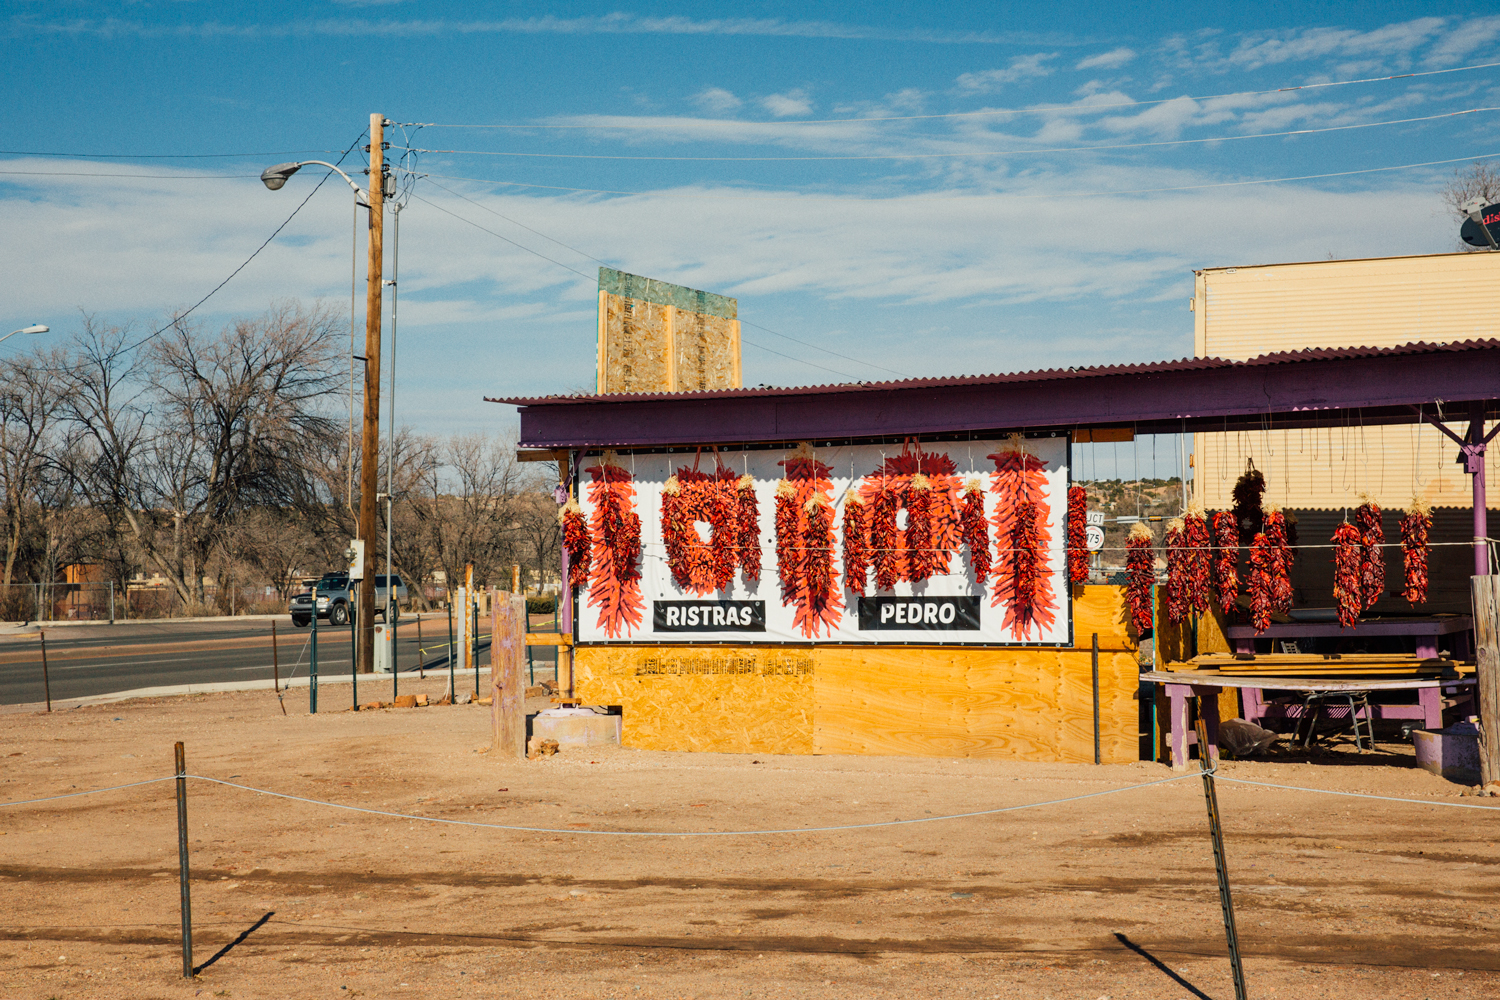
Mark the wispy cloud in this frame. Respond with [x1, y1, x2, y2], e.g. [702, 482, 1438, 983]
[693, 87, 742, 114]
[5, 12, 1070, 45]
[1076, 47, 1136, 70]
[761, 90, 814, 118]
[954, 54, 1057, 94]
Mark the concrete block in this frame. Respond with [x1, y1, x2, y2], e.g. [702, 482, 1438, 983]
[531, 707, 621, 747]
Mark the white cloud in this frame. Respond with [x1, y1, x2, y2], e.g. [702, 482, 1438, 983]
[693, 87, 742, 113]
[954, 54, 1057, 94]
[1076, 47, 1135, 70]
[760, 90, 814, 117]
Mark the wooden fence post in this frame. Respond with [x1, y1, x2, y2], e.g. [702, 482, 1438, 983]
[492, 593, 528, 757]
[1473, 575, 1500, 785]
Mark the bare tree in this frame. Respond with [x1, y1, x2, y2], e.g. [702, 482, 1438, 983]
[1442, 160, 1500, 250]
[409, 433, 538, 592]
[0, 347, 67, 588]
[65, 303, 343, 606]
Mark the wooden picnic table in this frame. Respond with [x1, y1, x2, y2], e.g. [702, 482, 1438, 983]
[1224, 615, 1473, 659]
[1139, 669, 1477, 769]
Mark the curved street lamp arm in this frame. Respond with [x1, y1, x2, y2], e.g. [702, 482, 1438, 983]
[296, 160, 368, 198]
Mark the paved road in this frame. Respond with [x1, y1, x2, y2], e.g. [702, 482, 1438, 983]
[0, 616, 560, 705]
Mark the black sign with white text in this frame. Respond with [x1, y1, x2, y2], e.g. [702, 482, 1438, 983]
[857, 596, 981, 631]
[653, 600, 767, 632]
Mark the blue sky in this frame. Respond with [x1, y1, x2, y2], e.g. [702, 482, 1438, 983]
[3, 2, 1499, 450]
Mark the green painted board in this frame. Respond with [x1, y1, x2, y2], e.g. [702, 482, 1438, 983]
[599, 267, 737, 320]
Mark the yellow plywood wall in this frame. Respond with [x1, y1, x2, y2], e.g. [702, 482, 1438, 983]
[574, 586, 1139, 763]
[573, 646, 815, 754]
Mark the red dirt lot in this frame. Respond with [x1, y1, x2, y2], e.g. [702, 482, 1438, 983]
[1, 680, 1497, 999]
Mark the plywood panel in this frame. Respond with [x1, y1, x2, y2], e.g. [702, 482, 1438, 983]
[600, 295, 672, 394]
[812, 645, 1137, 763]
[574, 645, 814, 755]
[672, 311, 740, 391]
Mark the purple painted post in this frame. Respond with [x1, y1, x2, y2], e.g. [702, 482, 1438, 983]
[561, 450, 575, 636]
[1469, 401, 1490, 578]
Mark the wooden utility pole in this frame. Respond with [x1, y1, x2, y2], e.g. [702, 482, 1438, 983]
[357, 112, 386, 674]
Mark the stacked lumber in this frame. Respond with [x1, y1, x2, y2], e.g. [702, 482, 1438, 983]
[1171, 652, 1468, 678]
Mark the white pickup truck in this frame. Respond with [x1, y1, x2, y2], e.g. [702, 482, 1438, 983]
[289, 573, 409, 627]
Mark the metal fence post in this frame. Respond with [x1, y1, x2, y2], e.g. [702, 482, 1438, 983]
[174, 741, 194, 978]
[1091, 632, 1101, 764]
[473, 598, 481, 698]
[109, 581, 115, 625]
[446, 600, 455, 701]
[350, 612, 358, 711]
[309, 607, 319, 714]
[40, 629, 51, 713]
[1194, 711, 1247, 1000]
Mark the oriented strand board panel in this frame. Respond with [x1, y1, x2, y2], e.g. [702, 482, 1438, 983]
[814, 586, 1138, 763]
[574, 645, 814, 754]
[577, 586, 1137, 762]
[596, 267, 741, 394]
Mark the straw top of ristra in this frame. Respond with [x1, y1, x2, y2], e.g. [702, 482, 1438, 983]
[1129, 521, 1154, 541]
[1406, 495, 1433, 516]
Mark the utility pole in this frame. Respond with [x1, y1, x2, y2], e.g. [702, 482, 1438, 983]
[357, 112, 386, 674]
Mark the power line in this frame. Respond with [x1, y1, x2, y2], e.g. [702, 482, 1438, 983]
[402, 107, 1500, 162]
[112, 132, 368, 357]
[408, 190, 864, 381]
[410, 151, 1499, 201]
[417, 58, 1500, 129]
[0, 169, 252, 179]
[415, 183, 904, 380]
[0, 148, 345, 160]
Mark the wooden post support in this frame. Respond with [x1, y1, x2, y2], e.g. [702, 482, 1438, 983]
[1474, 575, 1500, 785]
[492, 594, 528, 757]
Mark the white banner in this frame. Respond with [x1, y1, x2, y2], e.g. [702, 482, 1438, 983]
[574, 437, 1071, 645]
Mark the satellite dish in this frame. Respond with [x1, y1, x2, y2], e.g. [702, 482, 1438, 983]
[1460, 201, 1500, 248]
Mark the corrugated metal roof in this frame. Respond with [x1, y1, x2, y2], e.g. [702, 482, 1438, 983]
[490, 338, 1500, 407]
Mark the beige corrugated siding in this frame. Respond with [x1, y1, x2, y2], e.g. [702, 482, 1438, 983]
[1193, 252, 1500, 511]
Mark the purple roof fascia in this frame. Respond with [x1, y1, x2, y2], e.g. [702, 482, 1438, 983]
[493, 340, 1500, 449]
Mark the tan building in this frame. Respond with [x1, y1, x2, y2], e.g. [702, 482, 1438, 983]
[1191, 251, 1498, 614]
[1193, 251, 1499, 513]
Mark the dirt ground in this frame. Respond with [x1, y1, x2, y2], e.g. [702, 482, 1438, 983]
[1, 677, 1497, 1000]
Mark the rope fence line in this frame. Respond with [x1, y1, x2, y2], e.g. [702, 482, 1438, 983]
[4, 770, 1496, 824]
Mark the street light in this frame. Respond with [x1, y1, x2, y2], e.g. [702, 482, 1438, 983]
[0, 324, 48, 347]
[262, 114, 389, 675]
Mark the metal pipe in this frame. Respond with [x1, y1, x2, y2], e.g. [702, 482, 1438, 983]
[272, 621, 286, 716]
[350, 610, 359, 710]
[174, 741, 194, 978]
[309, 604, 319, 714]
[40, 629, 50, 713]
[1194, 712, 1247, 1000]
[109, 581, 115, 625]
[473, 599, 481, 699]
[447, 600, 455, 702]
[417, 612, 424, 679]
[1470, 400, 1490, 578]
[1091, 632, 1101, 764]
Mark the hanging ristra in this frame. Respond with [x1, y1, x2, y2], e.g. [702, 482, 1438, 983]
[584, 456, 643, 638]
[1212, 510, 1239, 617]
[1066, 484, 1088, 586]
[1184, 499, 1213, 617]
[1126, 521, 1155, 635]
[775, 448, 843, 638]
[1262, 502, 1294, 613]
[802, 496, 836, 623]
[1355, 495, 1385, 611]
[1400, 496, 1431, 606]
[560, 497, 592, 589]
[842, 493, 871, 596]
[905, 473, 935, 583]
[1247, 529, 1275, 634]
[961, 477, 992, 585]
[988, 435, 1058, 641]
[1165, 517, 1190, 625]
[1332, 520, 1363, 628]
[871, 483, 902, 591]
[774, 479, 801, 606]
[708, 474, 738, 592]
[736, 474, 762, 583]
[855, 441, 962, 585]
[1232, 460, 1266, 545]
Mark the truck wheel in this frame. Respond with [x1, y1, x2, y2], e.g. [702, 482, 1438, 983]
[329, 602, 350, 627]
[390, 603, 400, 623]
[291, 614, 310, 628]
